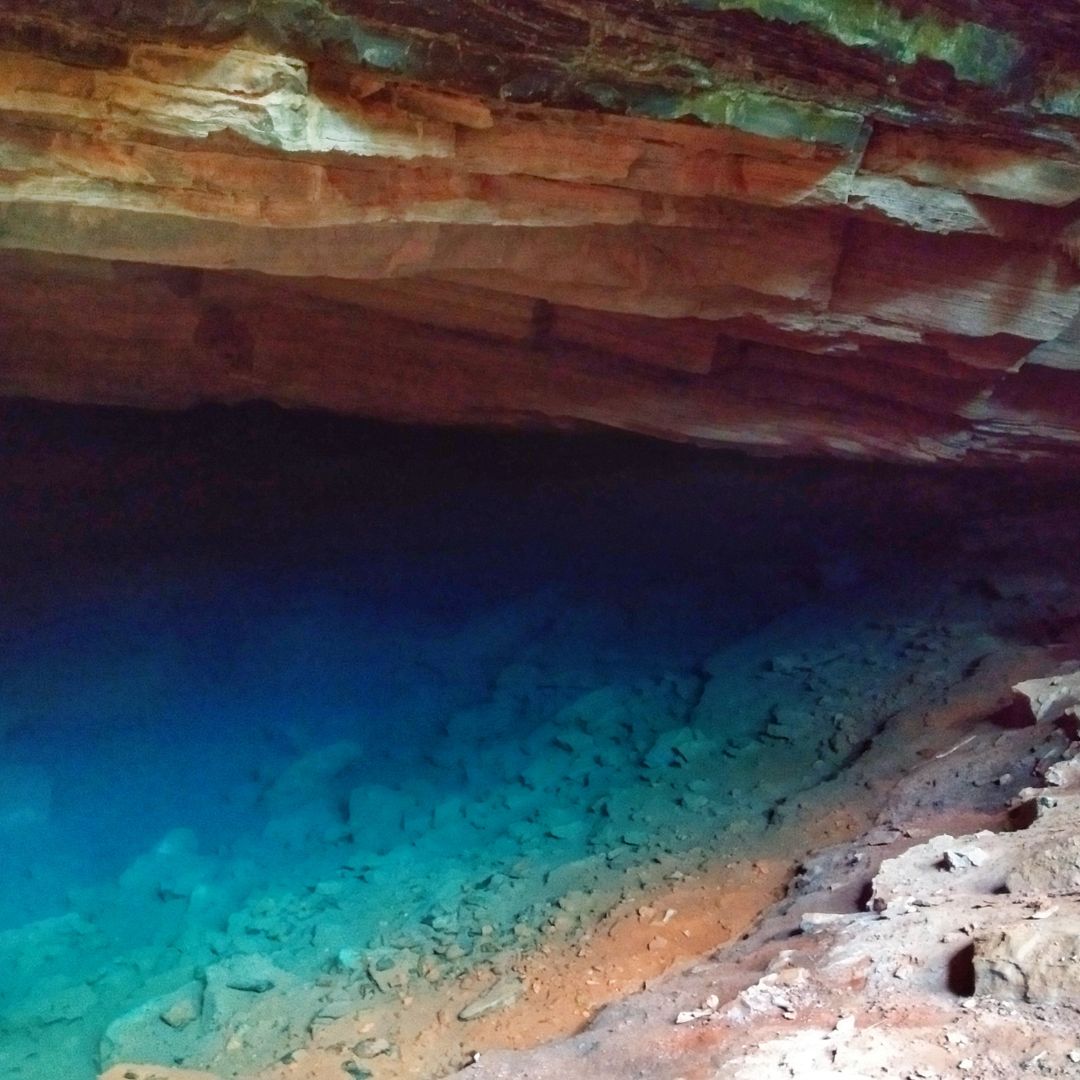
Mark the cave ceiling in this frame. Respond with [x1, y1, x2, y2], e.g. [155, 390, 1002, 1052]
[0, 1, 1079, 462]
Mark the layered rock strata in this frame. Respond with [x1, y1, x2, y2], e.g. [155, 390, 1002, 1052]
[0, 3, 1079, 461]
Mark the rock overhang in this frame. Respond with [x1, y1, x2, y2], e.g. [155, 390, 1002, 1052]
[0, 1, 1078, 464]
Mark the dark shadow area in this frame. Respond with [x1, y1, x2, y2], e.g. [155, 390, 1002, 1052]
[982, 699, 1036, 730]
[855, 879, 875, 912]
[1007, 799, 1040, 832]
[947, 942, 976, 997]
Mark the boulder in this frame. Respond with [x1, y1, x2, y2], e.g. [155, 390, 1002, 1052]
[1005, 836, 1080, 895]
[1013, 668, 1080, 725]
[974, 916, 1080, 1004]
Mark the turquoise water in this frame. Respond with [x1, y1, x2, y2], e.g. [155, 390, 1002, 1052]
[0, 402, 1068, 1079]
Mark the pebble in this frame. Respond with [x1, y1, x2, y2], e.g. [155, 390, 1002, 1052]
[675, 1008, 712, 1024]
[834, 1014, 856, 1036]
[353, 1037, 392, 1058]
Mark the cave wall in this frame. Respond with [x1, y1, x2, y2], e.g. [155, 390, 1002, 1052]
[0, 2, 1078, 462]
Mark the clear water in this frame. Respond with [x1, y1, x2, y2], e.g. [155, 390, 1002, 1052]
[0, 402, 1068, 1079]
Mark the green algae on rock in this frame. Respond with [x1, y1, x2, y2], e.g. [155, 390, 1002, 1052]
[666, 0, 1023, 86]
[624, 85, 869, 147]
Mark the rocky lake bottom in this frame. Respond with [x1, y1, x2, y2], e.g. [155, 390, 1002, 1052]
[1, 402, 1078, 1080]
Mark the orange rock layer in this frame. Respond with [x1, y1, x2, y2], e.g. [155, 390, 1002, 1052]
[0, 31, 1078, 463]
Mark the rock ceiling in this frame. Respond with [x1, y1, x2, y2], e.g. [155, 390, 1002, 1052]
[0, 1, 1078, 462]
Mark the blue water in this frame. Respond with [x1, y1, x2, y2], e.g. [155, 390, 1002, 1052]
[0, 401, 1066, 1080]
[0, 407, 826, 922]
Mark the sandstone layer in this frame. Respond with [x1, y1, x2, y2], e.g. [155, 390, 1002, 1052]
[0, 3, 1079, 461]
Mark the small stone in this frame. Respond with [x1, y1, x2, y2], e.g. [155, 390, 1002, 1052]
[764, 721, 791, 742]
[316, 997, 358, 1021]
[942, 847, 987, 871]
[1045, 758, 1080, 788]
[353, 1037, 392, 1058]
[834, 1014, 856, 1036]
[160, 999, 198, 1029]
[458, 976, 522, 1021]
[800, 911, 853, 932]
[366, 949, 417, 994]
[675, 1008, 712, 1024]
[1029, 903, 1059, 921]
[547, 819, 586, 841]
[863, 826, 903, 847]
[225, 973, 275, 993]
[337, 948, 364, 971]
[773, 967, 808, 987]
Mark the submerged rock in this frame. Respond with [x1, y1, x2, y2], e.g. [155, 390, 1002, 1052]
[206, 954, 290, 1004]
[99, 982, 206, 1072]
[160, 998, 200, 1030]
[353, 1037, 393, 1058]
[458, 975, 523, 1021]
[265, 741, 365, 811]
[365, 949, 419, 994]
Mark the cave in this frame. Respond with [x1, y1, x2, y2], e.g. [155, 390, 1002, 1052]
[1, 4, 1080, 1080]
